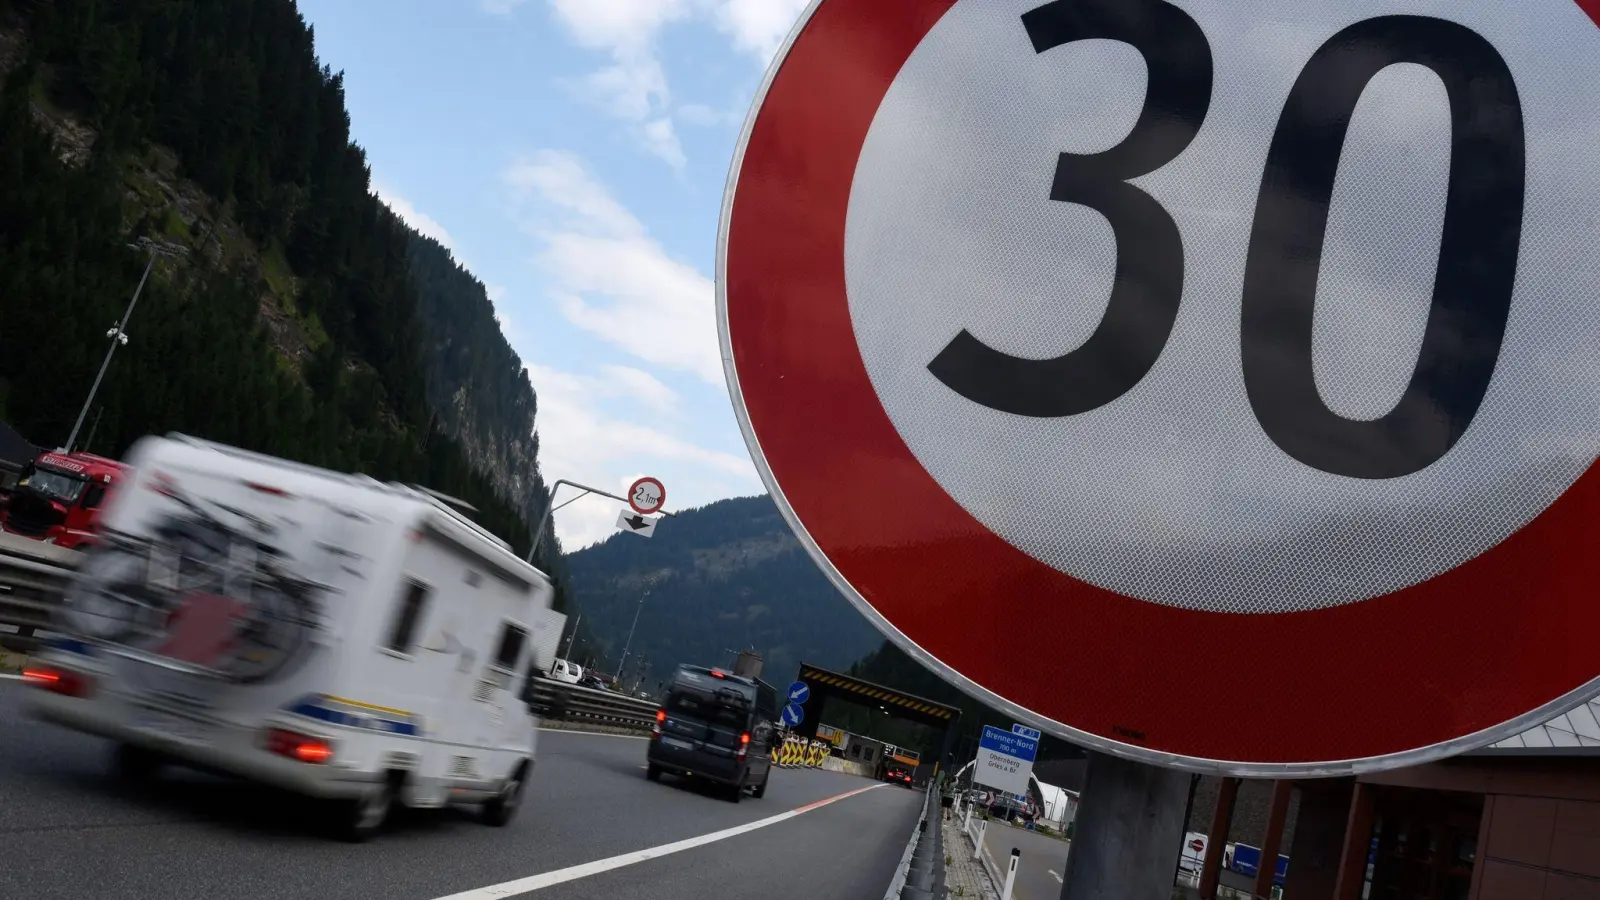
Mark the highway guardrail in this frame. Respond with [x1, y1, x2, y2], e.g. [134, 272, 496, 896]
[526, 678, 659, 730]
[0, 532, 80, 641]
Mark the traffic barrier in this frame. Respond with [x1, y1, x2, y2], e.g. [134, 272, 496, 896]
[525, 678, 659, 729]
[885, 784, 938, 900]
[0, 533, 80, 639]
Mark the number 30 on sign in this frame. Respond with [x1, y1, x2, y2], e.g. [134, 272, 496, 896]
[721, 0, 1600, 774]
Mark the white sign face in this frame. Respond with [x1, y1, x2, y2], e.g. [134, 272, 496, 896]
[844, 0, 1600, 614]
[616, 511, 658, 538]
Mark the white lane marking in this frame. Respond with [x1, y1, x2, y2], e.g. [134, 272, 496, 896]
[428, 783, 889, 899]
[1051, 869, 1063, 883]
[0, 673, 25, 681]
[535, 727, 647, 740]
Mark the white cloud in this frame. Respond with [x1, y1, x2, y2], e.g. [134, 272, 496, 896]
[600, 364, 681, 415]
[640, 117, 686, 169]
[528, 362, 757, 547]
[546, 0, 693, 168]
[710, 0, 809, 61]
[543, 0, 808, 166]
[677, 102, 738, 127]
[505, 151, 722, 384]
[373, 183, 455, 251]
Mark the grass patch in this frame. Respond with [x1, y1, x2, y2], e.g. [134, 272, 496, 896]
[162, 206, 190, 239]
[261, 241, 295, 299]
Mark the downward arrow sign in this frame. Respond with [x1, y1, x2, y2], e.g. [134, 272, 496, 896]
[615, 510, 658, 538]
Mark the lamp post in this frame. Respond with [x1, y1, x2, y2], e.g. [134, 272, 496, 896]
[64, 236, 189, 454]
[616, 575, 662, 679]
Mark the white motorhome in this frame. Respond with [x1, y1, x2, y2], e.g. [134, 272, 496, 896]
[23, 434, 558, 842]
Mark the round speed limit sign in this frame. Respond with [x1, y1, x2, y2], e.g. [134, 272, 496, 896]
[720, 0, 1600, 774]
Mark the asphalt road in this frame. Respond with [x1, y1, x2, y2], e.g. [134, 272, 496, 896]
[0, 680, 922, 900]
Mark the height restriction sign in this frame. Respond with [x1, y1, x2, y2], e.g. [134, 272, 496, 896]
[719, 0, 1600, 775]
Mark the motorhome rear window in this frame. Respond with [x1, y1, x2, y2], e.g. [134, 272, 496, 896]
[384, 580, 431, 654]
[492, 622, 527, 671]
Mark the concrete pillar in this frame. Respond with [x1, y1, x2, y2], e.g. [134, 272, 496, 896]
[1252, 780, 1294, 899]
[1282, 779, 1356, 900]
[1199, 777, 1240, 899]
[1059, 752, 1190, 900]
[1333, 782, 1377, 900]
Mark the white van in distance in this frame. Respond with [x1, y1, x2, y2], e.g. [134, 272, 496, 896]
[23, 434, 559, 841]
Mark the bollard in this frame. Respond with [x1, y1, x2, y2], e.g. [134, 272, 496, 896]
[973, 818, 987, 861]
[962, 800, 973, 831]
[1000, 847, 1020, 900]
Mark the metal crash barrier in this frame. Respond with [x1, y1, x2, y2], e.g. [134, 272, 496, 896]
[0, 533, 80, 641]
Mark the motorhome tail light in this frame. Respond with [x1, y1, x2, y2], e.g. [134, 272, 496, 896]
[265, 728, 333, 764]
[737, 731, 751, 762]
[652, 708, 666, 738]
[709, 669, 725, 678]
[146, 472, 179, 498]
[21, 665, 92, 698]
[243, 481, 291, 498]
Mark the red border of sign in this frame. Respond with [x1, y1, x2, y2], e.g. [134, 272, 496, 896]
[723, 0, 1600, 769]
[628, 477, 666, 516]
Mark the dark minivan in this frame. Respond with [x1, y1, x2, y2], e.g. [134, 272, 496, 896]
[647, 665, 777, 802]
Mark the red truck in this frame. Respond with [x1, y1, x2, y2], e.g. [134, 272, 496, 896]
[0, 450, 128, 549]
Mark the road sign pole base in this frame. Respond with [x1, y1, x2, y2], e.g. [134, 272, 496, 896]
[1059, 752, 1189, 900]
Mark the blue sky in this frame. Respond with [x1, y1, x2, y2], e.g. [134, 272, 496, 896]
[296, 0, 810, 547]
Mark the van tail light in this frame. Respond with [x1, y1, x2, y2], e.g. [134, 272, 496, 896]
[737, 731, 750, 762]
[265, 728, 333, 764]
[22, 665, 92, 698]
[652, 708, 665, 738]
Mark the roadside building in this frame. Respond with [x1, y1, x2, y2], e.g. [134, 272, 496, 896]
[1186, 695, 1600, 899]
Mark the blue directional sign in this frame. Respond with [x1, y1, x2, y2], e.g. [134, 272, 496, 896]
[974, 724, 1038, 795]
[781, 702, 805, 727]
[787, 681, 810, 705]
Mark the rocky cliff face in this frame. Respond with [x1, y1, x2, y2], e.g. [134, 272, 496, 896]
[406, 232, 551, 544]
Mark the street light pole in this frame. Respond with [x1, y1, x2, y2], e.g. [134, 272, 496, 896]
[562, 612, 582, 659]
[616, 587, 649, 678]
[64, 250, 156, 454]
[64, 236, 192, 455]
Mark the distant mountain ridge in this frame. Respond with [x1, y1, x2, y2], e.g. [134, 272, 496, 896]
[563, 494, 884, 689]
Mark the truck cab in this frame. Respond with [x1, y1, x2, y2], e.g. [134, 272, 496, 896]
[0, 451, 127, 549]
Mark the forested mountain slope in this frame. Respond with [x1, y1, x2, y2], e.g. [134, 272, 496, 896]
[563, 495, 884, 690]
[0, 0, 558, 573]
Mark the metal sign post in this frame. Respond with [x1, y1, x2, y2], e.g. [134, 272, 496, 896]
[525, 478, 676, 563]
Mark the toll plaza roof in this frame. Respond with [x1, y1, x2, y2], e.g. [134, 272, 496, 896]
[0, 420, 39, 469]
[796, 662, 961, 727]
